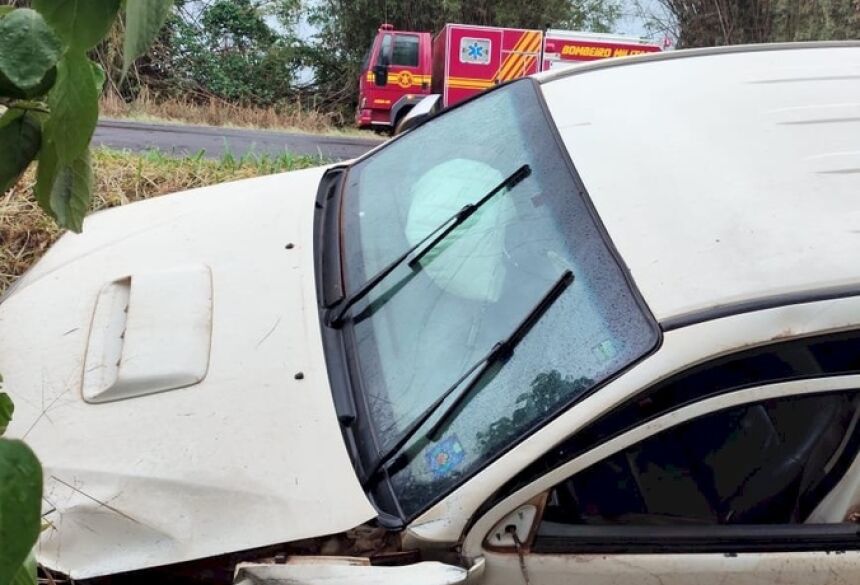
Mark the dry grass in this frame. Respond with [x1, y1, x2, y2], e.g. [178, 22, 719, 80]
[100, 89, 365, 137]
[0, 147, 323, 294]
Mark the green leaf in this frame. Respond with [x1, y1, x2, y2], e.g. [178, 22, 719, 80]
[0, 66, 56, 100]
[0, 9, 62, 91]
[9, 553, 35, 585]
[34, 140, 59, 221]
[90, 60, 106, 93]
[0, 108, 21, 131]
[0, 439, 42, 585]
[0, 6, 14, 17]
[123, 0, 174, 76]
[0, 393, 12, 436]
[33, 0, 121, 51]
[53, 149, 91, 233]
[45, 51, 98, 164]
[36, 145, 91, 233]
[0, 111, 41, 193]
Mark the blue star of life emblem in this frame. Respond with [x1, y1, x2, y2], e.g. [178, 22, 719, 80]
[460, 37, 491, 64]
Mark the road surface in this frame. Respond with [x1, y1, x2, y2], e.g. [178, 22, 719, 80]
[93, 119, 384, 161]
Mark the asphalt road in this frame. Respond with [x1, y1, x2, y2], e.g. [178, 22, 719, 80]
[92, 119, 384, 161]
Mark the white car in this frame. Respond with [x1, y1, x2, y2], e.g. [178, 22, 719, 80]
[4, 42, 860, 585]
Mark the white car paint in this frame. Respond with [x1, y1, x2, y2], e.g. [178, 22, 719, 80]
[2, 43, 860, 584]
[81, 264, 213, 403]
[234, 560, 470, 585]
[480, 550, 860, 585]
[540, 44, 860, 323]
[0, 168, 376, 578]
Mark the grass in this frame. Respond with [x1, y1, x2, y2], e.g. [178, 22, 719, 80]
[0, 147, 324, 294]
[100, 89, 369, 137]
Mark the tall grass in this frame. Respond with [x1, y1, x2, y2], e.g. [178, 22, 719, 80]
[100, 88, 363, 136]
[0, 147, 324, 294]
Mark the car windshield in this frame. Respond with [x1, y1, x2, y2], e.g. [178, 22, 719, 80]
[338, 79, 659, 518]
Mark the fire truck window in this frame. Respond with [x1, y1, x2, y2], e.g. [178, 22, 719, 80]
[392, 34, 419, 67]
[378, 34, 392, 66]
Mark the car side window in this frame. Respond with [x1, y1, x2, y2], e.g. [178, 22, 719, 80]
[378, 34, 392, 66]
[491, 330, 860, 509]
[540, 391, 860, 530]
[392, 34, 419, 67]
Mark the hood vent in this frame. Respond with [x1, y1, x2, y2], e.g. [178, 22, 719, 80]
[82, 265, 213, 404]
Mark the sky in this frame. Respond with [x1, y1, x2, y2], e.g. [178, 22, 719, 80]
[293, 1, 672, 43]
[617, 0, 659, 38]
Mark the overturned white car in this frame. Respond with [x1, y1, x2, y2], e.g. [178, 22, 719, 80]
[4, 42, 860, 584]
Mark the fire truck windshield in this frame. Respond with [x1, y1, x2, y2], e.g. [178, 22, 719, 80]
[336, 79, 658, 520]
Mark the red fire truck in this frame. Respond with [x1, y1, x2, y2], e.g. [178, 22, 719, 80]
[356, 23, 662, 130]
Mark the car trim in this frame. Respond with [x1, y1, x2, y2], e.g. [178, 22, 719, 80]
[537, 40, 860, 85]
[531, 523, 860, 555]
[661, 283, 860, 331]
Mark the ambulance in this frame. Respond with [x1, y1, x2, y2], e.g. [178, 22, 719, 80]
[356, 23, 662, 130]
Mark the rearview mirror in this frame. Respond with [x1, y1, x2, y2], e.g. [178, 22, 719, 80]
[373, 63, 388, 86]
[395, 95, 442, 135]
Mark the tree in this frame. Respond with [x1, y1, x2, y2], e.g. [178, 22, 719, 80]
[167, 0, 305, 105]
[645, 0, 860, 47]
[0, 1, 175, 232]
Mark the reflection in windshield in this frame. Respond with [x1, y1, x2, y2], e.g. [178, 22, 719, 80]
[338, 79, 658, 517]
[477, 370, 594, 455]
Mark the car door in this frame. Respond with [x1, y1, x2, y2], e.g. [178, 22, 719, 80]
[476, 384, 860, 584]
[374, 32, 423, 110]
[464, 333, 860, 584]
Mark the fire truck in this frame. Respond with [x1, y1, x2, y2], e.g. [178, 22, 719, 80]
[356, 23, 662, 130]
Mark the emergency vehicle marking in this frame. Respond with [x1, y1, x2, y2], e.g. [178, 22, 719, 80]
[447, 77, 495, 90]
[365, 71, 432, 88]
[460, 37, 492, 64]
[396, 70, 414, 88]
[493, 30, 542, 83]
[550, 39, 662, 62]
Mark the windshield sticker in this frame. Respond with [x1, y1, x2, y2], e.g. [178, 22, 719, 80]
[593, 339, 618, 362]
[426, 434, 466, 478]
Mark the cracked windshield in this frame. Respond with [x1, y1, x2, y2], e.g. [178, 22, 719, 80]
[341, 79, 659, 516]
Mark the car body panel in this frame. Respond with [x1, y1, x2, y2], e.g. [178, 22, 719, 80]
[234, 560, 469, 585]
[0, 168, 377, 578]
[480, 549, 860, 585]
[540, 45, 860, 323]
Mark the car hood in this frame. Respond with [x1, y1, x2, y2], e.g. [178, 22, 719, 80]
[0, 166, 377, 579]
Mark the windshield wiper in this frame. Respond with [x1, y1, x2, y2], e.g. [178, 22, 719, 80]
[326, 163, 531, 328]
[365, 269, 574, 482]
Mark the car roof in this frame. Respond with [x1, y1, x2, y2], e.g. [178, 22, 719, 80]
[539, 43, 860, 327]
